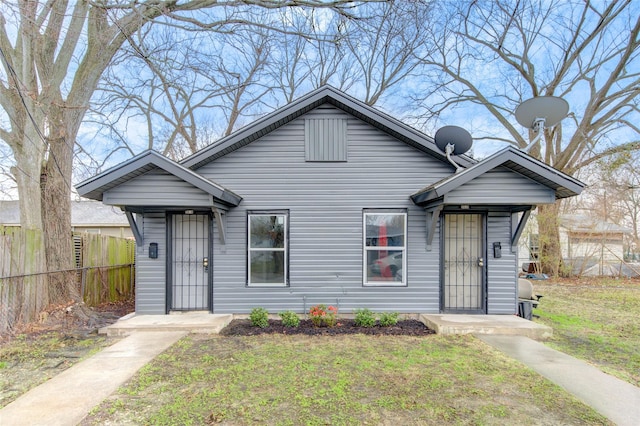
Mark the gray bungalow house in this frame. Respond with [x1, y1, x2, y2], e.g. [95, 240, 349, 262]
[77, 86, 584, 316]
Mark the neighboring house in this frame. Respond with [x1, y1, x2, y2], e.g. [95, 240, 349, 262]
[0, 199, 133, 238]
[518, 214, 634, 276]
[77, 86, 584, 315]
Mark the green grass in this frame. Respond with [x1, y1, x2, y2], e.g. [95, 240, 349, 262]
[83, 334, 609, 425]
[534, 278, 640, 386]
[0, 332, 113, 408]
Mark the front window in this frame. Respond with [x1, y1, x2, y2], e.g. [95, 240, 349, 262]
[248, 212, 288, 286]
[364, 211, 407, 286]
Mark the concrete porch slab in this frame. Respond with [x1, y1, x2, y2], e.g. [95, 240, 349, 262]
[420, 314, 552, 340]
[102, 312, 551, 339]
[100, 312, 234, 337]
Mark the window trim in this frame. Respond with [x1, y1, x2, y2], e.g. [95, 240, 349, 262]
[247, 210, 289, 287]
[363, 210, 408, 287]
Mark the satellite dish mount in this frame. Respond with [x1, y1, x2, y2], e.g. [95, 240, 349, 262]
[434, 126, 473, 173]
[515, 96, 569, 153]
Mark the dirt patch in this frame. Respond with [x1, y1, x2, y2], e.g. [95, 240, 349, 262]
[220, 318, 436, 336]
[3, 298, 135, 342]
[0, 298, 134, 408]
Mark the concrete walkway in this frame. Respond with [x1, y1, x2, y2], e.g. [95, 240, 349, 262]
[0, 331, 186, 426]
[479, 334, 640, 426]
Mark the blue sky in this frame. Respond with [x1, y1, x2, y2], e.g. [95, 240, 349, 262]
[1, 1, 638, 198]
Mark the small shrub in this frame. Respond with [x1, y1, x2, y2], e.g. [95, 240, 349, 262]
[354, 308, 376, 327]
[279, 310, 300, 328]
[249, 307, 269, 328]
[325, 305, 338, 327]
[379, 312, 399, 327]
[309, 304, 338, 327]
[309, 304, 326, 327]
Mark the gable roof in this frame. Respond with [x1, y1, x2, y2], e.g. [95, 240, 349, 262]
[180, 85, 474, 170]
[0, 200, 129, 226]
[76, 150, 242, 206]
[560, 214, 632, 235]
[411, 146, 585, 206]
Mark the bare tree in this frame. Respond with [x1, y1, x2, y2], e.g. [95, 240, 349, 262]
[89, 6, 355, 162]
[267, 10, 316, 103]
[0, 0, 360, 322]
[413, 0, 640, 275]
[342, 1, 432, 106]
[303, 11, 354, 92]
[268, 8, 353, 101]
[585, 153, 640, 259]
[216, 28, 274, 136]
[0, 142, 15, 199]
[90, 23, 228, 160]
[89, 1, 434, 166]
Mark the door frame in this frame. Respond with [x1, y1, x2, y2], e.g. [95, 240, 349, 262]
[439, 211, 487, 314]
[166, 211, 214, 313]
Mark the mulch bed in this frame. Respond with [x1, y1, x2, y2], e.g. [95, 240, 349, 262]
[220, 319, 436, 336]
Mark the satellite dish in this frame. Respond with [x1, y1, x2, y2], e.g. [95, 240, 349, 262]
[434, 125, 473, 173]
[435, 125, 473, 155]
[515, 96, 569, 129]
[515, 96, 569, 153]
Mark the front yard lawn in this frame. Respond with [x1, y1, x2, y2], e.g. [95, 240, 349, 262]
[534, 277, 640, 386]
[82, 334, 608, 425]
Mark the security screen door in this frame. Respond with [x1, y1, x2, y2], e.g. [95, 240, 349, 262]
[171, 214, 210, 311]
[442, 213, 485, 313]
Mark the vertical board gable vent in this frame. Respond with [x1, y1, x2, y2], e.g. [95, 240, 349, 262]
[305, 118, 348, 162]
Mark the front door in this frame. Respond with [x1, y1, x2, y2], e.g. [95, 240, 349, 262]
[442, 213, 485, 313]
[170, 213, 211, 311]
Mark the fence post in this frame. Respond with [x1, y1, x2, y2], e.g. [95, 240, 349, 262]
[81, 267, 87, 302]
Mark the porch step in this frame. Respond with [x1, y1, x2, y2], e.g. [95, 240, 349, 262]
[420, 314, 552, 340]
[99, 313, 234, 337]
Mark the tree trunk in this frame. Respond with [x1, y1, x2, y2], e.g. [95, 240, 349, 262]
[40, 124, 77, 306]
[537, 203, 565, 277]
[9, 131, 49, 327]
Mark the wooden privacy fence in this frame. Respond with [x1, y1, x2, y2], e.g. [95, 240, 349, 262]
[77, 233, 136, 306]
[0, 227, 47, 334]
[0, 227, 135, 333]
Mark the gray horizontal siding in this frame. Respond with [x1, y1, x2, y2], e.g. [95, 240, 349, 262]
[129, 104, 523, 315]
[104, 170, 211, 207]
[445, 167, 555, 205]
[202, 105, 447, 313]
[135, 212, 167, 314]
[486, 211, 517, 314]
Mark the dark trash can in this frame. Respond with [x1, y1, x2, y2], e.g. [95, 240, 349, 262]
[518, 300, 533, 321]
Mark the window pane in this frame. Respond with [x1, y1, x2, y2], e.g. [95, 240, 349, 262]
[365, 214, 405, 247]
[250, 215, 285, 248]
[366, 250, 403, 282]
[250, 251, 285, 284]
